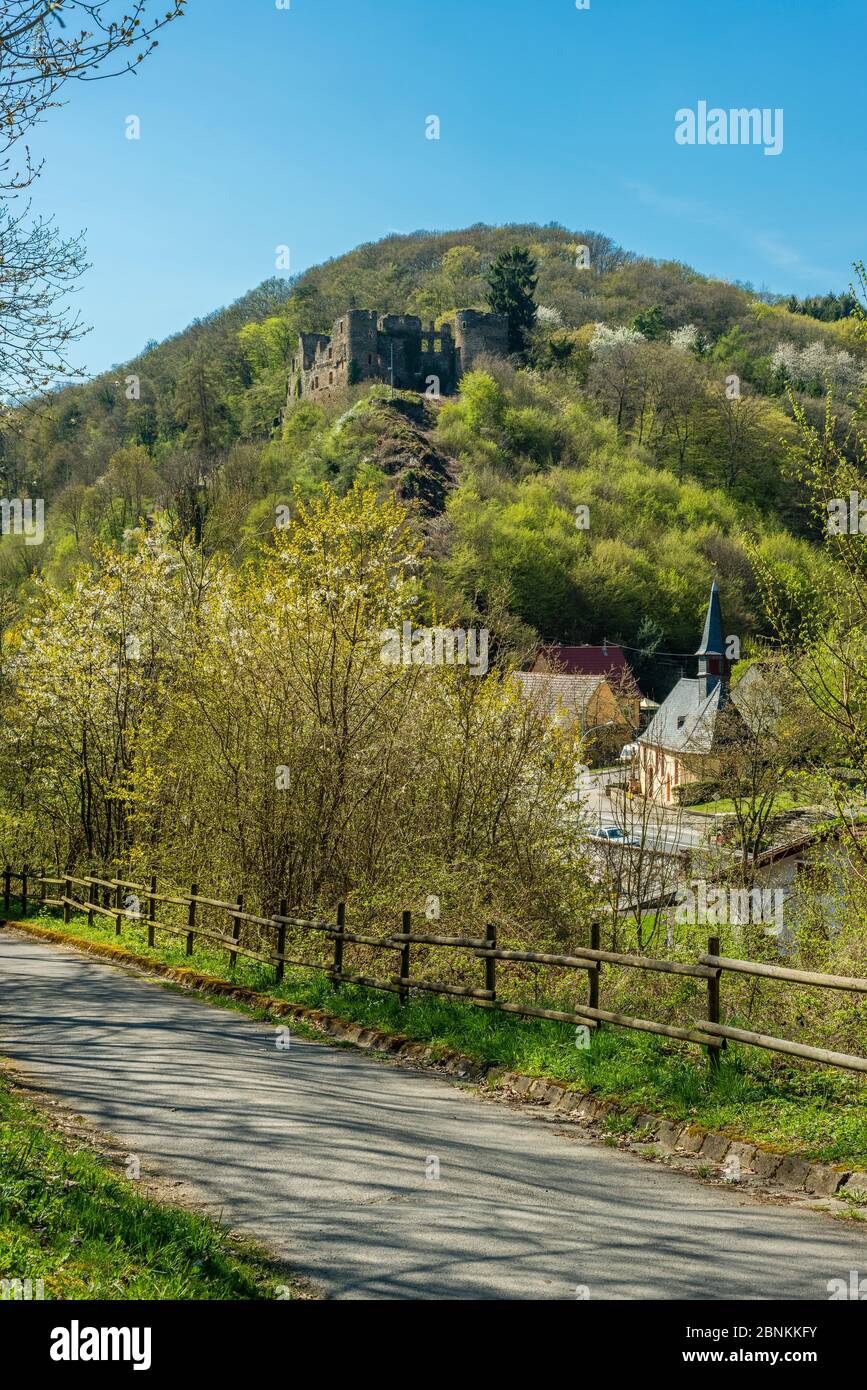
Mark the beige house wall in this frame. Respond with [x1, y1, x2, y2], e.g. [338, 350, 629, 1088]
[639, 743, 704, 802]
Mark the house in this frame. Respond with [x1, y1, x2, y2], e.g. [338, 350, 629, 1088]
[513, 672, 637, 762]
[530, 643, 642, 730]
[637, 582, 741, 801]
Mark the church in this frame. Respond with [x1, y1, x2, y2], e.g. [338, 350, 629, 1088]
[637, 582, 738, 801]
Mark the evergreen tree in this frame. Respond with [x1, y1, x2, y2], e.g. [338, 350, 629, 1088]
[486, 246, 538, 356]
[631, 304, 668, 340]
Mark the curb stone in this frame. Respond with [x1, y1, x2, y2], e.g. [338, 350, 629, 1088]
[841, 1172, 867, 1200]
[700, 1132, 731, 1163]
[656, 1120, 683, 1150]
[494, 1071, 853, 1202]
[775, 1155, 812, 1191]
[752, 1149, 783, 1180]
[680, 1126, 707, 1155]
[728, 1140, 757, 1170]
[1, 920, 858, 1207]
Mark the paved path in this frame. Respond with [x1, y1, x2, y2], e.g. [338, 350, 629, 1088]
[1, 928, 865, 1300]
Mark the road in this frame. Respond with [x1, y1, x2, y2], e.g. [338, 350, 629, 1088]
[578, 769, 717, 852]
[1, 928, 865, 1300]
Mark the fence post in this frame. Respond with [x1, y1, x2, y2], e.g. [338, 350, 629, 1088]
[485, 922, 497, 1000]
[21, 865, 27, 917]
[63, 875, 71, 925]
[148, 874, 156, 948]
[332, 902, 345, 990]
[229, 893, 243, 970]
[39, 867, 46, 910]
[114, 880, 123, 936]
[275, 898, 287, 984]
[186, 883, 198, 957]
[398, 909, 411, 1005]
[3, 864, 9, 914]
[707, 933, 722, 1074]
[589, 921, 601, 1027]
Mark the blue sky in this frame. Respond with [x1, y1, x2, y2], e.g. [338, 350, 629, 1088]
[27, 0, 866, 375]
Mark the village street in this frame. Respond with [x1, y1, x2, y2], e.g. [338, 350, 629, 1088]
[579, 770, 719, 854]
[2, 927, 865, 1301]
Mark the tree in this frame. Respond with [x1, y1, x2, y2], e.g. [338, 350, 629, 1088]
[443, 244, 481, 298]
[631, 304, 668, 341]
[54, 482, 89, 543]
[175, 351, 235, 455]
[485, 245, 538, 356]
[0, 1, 186, 190]
[653, 347, 706, 479]
[710, 664, 818, 883]
[105, 444, 158, 529]
[700, 383, 776, 492]
[0, 202, 90, 399]
[533, 327, 591, 381]
[0, 487, 596, 943]
[0, 3, 185, 398]
[587, 324, 644, 427]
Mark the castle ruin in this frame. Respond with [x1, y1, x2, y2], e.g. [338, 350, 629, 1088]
[289, 308, 509, 403]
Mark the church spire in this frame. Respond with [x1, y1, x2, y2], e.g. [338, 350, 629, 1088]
[696, 581, 726, 697]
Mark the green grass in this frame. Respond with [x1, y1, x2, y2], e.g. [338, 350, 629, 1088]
[5, 902, 867, 1170]
[0, 1072, 308, 1300]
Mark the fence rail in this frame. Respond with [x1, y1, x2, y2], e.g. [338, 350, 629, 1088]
[3, 865, 866, 1075]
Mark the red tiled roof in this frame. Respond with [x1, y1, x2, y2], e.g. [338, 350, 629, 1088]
[531, 645, 642, 697]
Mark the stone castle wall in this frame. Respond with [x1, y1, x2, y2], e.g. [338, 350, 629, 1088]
[289, 307, 508, 403]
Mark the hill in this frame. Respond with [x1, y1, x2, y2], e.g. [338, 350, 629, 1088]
[0, 222, 859, 678]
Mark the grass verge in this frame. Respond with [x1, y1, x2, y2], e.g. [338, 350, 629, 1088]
[4, 902, 867, 1170]
[0, 1069, 310, 1300]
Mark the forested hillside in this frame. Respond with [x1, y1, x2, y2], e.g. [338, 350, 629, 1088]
[1, 222, 861, 675]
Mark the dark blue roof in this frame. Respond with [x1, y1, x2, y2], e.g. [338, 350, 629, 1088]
[696, 581, 724, 657]
[637, 677, 726, 753]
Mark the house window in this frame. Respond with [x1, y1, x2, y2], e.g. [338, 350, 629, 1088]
[329, 371, 333, 384]
[677, 716, 686, 729]
[328, 347, 332, 360]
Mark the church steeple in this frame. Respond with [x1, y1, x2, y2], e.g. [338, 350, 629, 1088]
[696, 581, 727, 697]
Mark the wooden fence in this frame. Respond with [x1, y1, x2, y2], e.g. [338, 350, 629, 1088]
[3, 864, 867, 1076]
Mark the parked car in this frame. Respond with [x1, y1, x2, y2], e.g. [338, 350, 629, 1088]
[590, 826, 643, 846]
